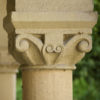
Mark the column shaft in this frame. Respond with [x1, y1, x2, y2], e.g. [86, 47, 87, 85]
[0, 72, 16, 100]
[22, 68, 73, 100]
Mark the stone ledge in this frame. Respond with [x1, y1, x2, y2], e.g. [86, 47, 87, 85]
[16, 28, 92, 34]
[0, 50, 19, 65]
[21, 65, 76, 70]
[0, 65, 19, 73]
[12, 12, 97, 29]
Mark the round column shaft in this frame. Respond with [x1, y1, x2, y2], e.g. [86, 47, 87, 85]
[0, 65, 18, 100]
[22, 68, 73, 100]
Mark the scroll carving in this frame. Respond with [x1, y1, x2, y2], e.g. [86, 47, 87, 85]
[56, 34, 92, 65]
[15, 33, 92, 67]
[15, 34, 45, 65]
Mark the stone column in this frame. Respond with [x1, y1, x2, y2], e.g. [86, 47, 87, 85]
[11, 0, 97, 100]
[0, 50, 19, 100]
[0, 0, 19, 99]
[0, 65, 18, 100]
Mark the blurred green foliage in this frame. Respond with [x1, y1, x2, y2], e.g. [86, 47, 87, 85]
[74, 0, 100, 100]
[17, 0, 100, 100]
[17, 78, 22, 100]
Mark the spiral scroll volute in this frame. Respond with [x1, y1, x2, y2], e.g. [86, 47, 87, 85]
[55, 34, 92, 65]
[15, 34, 45, 65]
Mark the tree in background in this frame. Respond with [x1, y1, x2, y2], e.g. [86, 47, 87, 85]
[73, 0, 100, 100]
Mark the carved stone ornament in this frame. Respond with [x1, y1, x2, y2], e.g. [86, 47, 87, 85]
[11, 12, 97, 69]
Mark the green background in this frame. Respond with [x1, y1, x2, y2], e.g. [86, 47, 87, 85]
[17, 0, 100, 100]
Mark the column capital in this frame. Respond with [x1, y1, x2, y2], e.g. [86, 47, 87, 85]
[15, 33, 92, 69]
[11, 12, 97, 69]
[0, 50, 19, 73]
[11, 1, 98, 69]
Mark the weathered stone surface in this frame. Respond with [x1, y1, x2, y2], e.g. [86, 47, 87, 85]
[12, 12, 97, 29]
[0, 0, 18, 66]
[11, 0, 98, 99]
[11, 0, 97, 67]
[10, 0, 99, 100]
[0, 0, 8, 48]
[11, 12, 97, 67]
[22, 69, 72, 100]
[16, 0, 94, 12]
[0, 1, 19, 100]
[0, 73, 16, 100]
